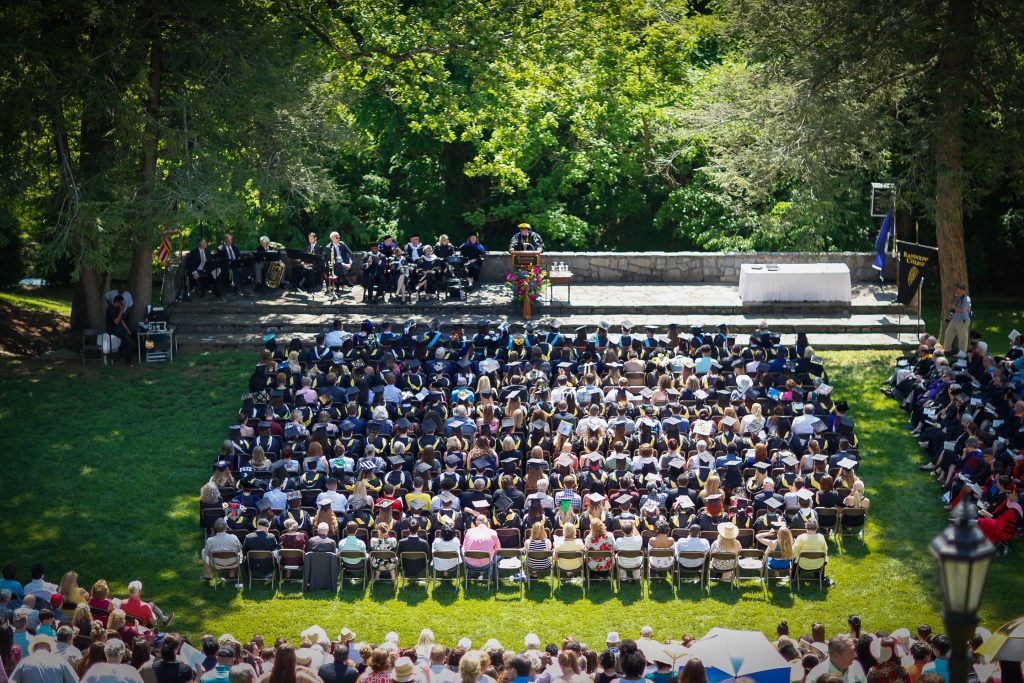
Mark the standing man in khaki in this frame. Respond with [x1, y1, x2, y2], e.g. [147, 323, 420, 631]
[942, 283, 972, 353]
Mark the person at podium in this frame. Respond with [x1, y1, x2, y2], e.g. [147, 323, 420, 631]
[508, 222, 544, 253]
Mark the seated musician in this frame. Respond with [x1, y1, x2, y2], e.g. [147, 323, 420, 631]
[217, 233, 245, 296]
[292, 232, 323, 293]
[508, 223, 544, 253]
[458, 232, 487, 289]
[416, 245, 445, 299]
[183, 238, 220, 299]
[253, 236, 272, 290]
[324, 231, 353, 294]
[361, 243, 387, 304]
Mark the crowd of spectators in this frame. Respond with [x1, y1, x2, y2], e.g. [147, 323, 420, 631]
[883, 330, 1024, 551]
[198, 319, 871, 588]
[2, 584, 1014, 683]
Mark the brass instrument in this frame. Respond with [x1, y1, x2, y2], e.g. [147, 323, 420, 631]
[265, 260, 286, 289]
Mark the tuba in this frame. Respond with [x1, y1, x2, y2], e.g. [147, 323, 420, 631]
[264, 241, 287, 288]
[265, 260, 286, 289]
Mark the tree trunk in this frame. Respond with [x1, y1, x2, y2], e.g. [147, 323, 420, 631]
[128, 0, 163, 327]
[76, 265, 106, 332]
[933, 0, 974, 340]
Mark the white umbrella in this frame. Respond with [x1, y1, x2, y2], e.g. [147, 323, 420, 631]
[687, 628, 791, 683]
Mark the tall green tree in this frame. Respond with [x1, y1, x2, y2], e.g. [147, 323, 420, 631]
[666, 0, 1024, 329]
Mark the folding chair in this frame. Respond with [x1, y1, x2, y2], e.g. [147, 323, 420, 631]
[245, 550, 277, 590]
[675, 552, 707, 589]
[553, 550, 585, 589]
[200, 508, 226, 537]
[495, 548, 525, 593]
[431, 551, 462, 587]
[815, 507, 839, 536]
[645, 548, 677, 586]
[210, 551, 242, 589]
[839, 508, 866, 541]
[370, 551, 399, 585]
[764, 550, 791, 586]
[736, 548, 765, 586]
[706, 552, 737, 589]
[525, 550, 554, 589]
[276, 549, 305, 587]
[792, 551, 827, 589]
[338, 551, 368, 589]
[399, 552, 429, 588]
[585, 551, 614, 590]
[463, 551, 493, 591]
[496, 527, 522, 548]
[614, 549, 645, 589]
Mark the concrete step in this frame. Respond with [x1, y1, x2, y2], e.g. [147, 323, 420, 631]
[166, 283, 913, 318]
[175, 330, 918, 353]
[168, 311, 924, 335]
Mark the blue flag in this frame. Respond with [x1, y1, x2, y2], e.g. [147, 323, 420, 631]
[873, 209, 894, 278]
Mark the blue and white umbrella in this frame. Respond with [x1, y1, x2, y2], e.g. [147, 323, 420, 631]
[686, 628, 791, 683]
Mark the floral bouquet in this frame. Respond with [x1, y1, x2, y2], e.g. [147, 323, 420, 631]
[506, 265, 550, 302]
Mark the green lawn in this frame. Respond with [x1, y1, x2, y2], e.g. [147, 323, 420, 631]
[0, 287, 73, 316]
[2, 350, 1023, 647]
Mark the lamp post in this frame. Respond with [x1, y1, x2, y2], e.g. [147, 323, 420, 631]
[930, 494, 996, 683]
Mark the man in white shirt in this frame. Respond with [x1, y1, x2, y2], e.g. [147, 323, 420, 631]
[324, 322, 348, 349]
[524, 480, 555, 511]
[317, 479, 349, 514]
[10, 635, 80, 683]
[22, 567, 57, 602]
[262, 481, 288, 511]
[674, 524, 710, 568]
[792, 404, 820, 437]
[806, 637, 865, 683]
[575, 404, 608, 436]
[202, 518, 243, 583]
[104, 283, 134, 313]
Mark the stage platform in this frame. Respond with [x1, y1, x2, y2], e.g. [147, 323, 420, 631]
[167, 282, 923, 353]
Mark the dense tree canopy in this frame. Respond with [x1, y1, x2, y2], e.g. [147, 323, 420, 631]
[0, 0, 1021, 325]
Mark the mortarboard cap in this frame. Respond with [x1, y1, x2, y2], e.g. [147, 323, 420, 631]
[764, 497, 783, 510]
[615, 493, 633, 506]
[387, 455, 406, 467]
[444, 453, 463, 467]
[753, 461, 771, 471]
[471, 457, 492, 471]
[255, 498, 272, 512]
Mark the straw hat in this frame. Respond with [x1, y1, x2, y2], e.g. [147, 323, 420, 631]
[717, 522, 739, 540]
[393, 657, 415, 682]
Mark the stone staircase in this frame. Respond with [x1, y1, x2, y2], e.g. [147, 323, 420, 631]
[165, 282, 923, 353]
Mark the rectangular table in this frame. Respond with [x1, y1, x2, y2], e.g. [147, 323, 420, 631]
[547, 272, 574, 305]
[738, 263, 851, 303]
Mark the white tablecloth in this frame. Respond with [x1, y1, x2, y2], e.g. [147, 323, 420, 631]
[738, 263, 852, 303]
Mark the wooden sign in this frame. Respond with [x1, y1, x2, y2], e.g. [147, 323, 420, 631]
[512, 252, 541, 270]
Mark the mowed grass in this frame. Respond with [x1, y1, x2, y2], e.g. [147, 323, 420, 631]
[2, 349, 1024, 647]
[0, 287, 74, 316]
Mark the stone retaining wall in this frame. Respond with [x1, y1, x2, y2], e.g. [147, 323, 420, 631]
[479, 251, 893, 283]
[162, 251, 893, 301]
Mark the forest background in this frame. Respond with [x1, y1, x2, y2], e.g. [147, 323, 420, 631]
[1, 0, 1022, 328]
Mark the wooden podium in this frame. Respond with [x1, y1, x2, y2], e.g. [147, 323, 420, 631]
[509, 251, 542, 320]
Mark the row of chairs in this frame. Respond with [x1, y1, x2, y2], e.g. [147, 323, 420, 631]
[211, 545, 830, 595]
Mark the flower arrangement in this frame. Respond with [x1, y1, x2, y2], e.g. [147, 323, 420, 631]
[506, 265, 549, 301]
